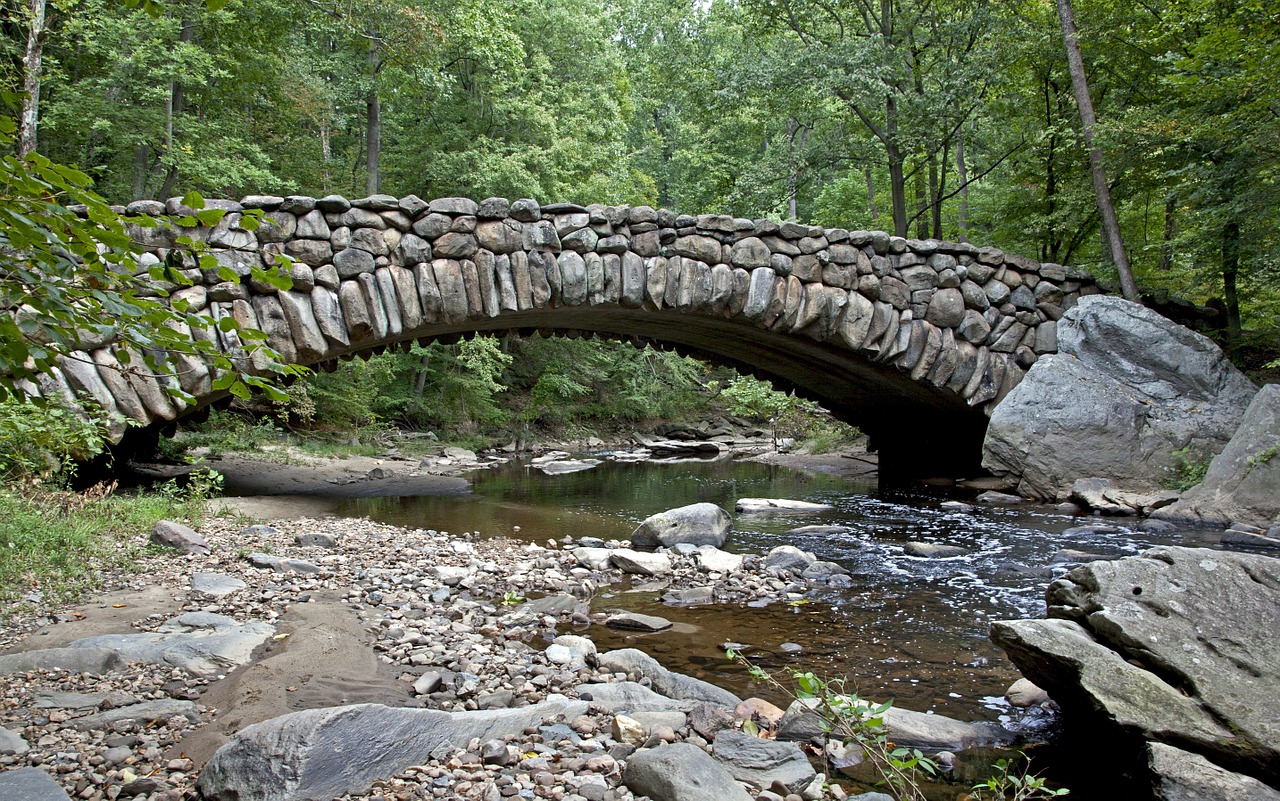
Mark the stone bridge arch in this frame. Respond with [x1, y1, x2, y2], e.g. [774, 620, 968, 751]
[43, 193, 1103, 478]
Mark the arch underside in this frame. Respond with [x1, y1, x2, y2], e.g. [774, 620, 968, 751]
[316, 306, 992, 478]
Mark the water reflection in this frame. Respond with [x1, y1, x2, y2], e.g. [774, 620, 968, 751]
[337, 457, 1223, 720]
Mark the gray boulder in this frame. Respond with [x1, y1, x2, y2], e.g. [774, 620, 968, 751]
[1155, 384, 1280, 528]
[0, 768, 71, 801]
[598, 649, 742, 708]
[1148, 742, 1280, 801]
[0, 646, 123, 676]
[775, 697, 1013, 751]
[991, 546, 1280, 786]
[197, 699, 586, 801]
[763, 545, 816, 574]
[62, 612, 274, 677]
[151, 519, 210, 554]
[712, 729, 816, 792]
[606, 612, 672, 632]
[623, 742, 754, 801]
[609, 549, 672, 576]
[983, 296, 1257, 499]
[576, 681, 696, 713]
[631, 502, 732, 549]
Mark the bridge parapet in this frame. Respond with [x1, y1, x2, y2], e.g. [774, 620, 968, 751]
[40, 193, 1102, 458]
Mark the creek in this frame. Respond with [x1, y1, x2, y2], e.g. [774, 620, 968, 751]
[329, 455, 1224, 730]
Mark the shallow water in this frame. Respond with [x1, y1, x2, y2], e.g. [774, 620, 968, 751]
[336, 456, 1223, 728]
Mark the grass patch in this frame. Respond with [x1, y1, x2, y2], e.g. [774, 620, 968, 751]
[0, 480, 208, 606]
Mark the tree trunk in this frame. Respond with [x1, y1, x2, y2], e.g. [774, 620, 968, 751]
[18, 0, 47, 158]
[928, 147, 942, 239]
[132, 144, 153, 199]
[1056, 0, 1139, 300]
[865, 167, 880, 226]
[885, 96, 908, 238]
[365, 39, 381, 196]
[913, 165, 928, 239]
[1222, 219, 1241, 349]
[956, 134, 969, 241]
[1159, 194, 1176, 271]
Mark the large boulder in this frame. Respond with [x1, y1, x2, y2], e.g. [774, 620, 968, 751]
[196, 699, 587, 801]
[623, 742, 754, 801]
[1148, 743, 1280, 801]
[1154, 384, 1280, 529]
[990, 546, 1280, 789]
[631, 502, 732, 549]
[775, 697, 1012, 751]
[982, 296, 1257, 499]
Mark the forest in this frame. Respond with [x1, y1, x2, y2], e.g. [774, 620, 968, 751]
[2, 0, 1278, 446]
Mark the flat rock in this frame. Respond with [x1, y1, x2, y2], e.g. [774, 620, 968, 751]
[191, 572, 248, 597]
[976, 490, 1022, 505]
[0, 726, 30, 755]
[991, 546, 1280, 785]
[609, 549, 672, 576]
[1071, 477, 1180, 515]
[1156, 384, 1280, 529]
[606, 612, 673, 632]
[983, 296, 1257, 499]
[60, 612, 274, 677]
[0, 767, 72, 801]
[69, 699, 199, 730]
[623, 742, 754, 801]
[196, 699, 587, 801]
[711, 729, 816, 792]
[785, 524, 854, 536]
[537, 458, 601, 475]
[598, 649, 742, 708]
[0, 646, 124, 676]
[31, 690, 138, 710]
[631, 502, 732, 549]
[1148, 742, 1280, 801]
[734, 498, 834, 514]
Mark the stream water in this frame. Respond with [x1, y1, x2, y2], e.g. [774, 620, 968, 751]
[332, 455, 1223, 731]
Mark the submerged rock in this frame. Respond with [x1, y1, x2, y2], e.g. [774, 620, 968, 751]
[734, 498, 834, 514]
[991, 546, 1280, 788]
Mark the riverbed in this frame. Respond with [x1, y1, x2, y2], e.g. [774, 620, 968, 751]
[312, 454, 1223, 727]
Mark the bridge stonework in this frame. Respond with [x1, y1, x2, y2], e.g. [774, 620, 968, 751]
[55, 193, 1103, 476]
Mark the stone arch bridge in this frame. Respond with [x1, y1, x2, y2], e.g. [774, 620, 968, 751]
[39, 193, 1102, 478]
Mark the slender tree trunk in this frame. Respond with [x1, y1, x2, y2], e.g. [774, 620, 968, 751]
[132, 144, 150, 199]
[365, 39, 381, 196]
[1056, 0, 1139, 300]
[18, 0, 47, 158]
[159, 16, 195, 199]
[865, 167, 880, 226]
[928, 147, 942, 239]
[1159, 194, 1176, 271]
[885, 97, 908, 238]
[1221, 219, 1241, 348]
[913, 165, 928, 239]
[956, 135, 970, 241]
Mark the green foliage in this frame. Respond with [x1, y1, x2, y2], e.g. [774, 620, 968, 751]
[0, 395, 111, 480]
[727, 649, 936, 801]
[1163, 446, 1212, 492]
[970, 753, 1070, 800]
[0, 480, 206, 604]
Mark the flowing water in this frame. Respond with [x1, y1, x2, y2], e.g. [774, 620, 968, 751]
[334, 455, 1223, 730]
